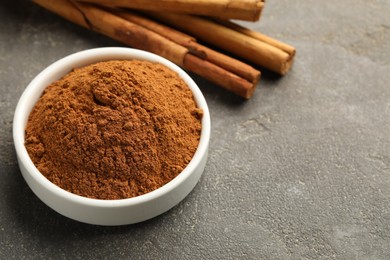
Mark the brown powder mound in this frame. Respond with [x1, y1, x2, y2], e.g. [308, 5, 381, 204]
[25, 60, 202, 200]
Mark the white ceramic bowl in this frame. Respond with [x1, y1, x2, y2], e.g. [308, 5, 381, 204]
[13, 47, 210, 225]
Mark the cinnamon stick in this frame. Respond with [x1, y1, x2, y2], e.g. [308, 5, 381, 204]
[149, 12, 295, 75]
[215, 19, 296, 57]
[115, 10, 260, 84]
[77, 0, 265, 21]
[33, 0, 258, 98]
[184, 54, 256, 98]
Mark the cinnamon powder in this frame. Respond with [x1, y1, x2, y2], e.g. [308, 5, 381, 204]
[25, 60, 202, 200]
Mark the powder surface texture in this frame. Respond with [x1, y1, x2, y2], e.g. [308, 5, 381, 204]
[25, 60, 202, 200]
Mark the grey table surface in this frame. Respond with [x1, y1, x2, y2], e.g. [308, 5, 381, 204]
[1, 0, 390, 259]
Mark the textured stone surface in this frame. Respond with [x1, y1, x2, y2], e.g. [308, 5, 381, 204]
[1, 0, 390, 259]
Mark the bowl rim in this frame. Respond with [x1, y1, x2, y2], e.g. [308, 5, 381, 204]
[13, 47, 210, 208]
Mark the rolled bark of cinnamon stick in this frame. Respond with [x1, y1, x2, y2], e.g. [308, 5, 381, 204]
[77, 0, 265, 21]
[149, 12, 295, 75]
[33, 0, 259, 98]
